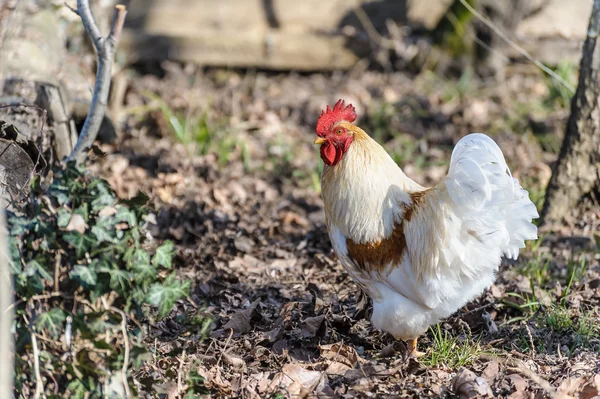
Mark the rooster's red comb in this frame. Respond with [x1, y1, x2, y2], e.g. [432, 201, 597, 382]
[316, 100, 357, 137]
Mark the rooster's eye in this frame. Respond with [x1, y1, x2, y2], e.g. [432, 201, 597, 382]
[336, 129, 343, 135]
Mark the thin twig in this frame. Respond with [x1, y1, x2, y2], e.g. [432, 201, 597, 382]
[68, 2, 127, 163]
[100, 297, 131, 399]
[177, 348, 186, 399]
[53, 253, 61, 293]
[64, 2, 79, 16]
[524, 323, 535, 358]
[458, 0, 575, 94]
[30, 325, 46, 399]
[118, 310, 132, 399]
[507, 359, 558, 399]
[216, 329, 234, 367]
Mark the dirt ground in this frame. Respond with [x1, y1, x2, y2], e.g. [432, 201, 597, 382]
[90, 63, 600, 398]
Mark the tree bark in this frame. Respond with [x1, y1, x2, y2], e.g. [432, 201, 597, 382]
[541, 0, 600, 226]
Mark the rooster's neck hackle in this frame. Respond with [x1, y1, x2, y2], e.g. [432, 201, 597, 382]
[320, 123, 423, 244]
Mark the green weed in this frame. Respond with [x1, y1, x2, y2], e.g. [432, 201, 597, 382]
[145, 93, 244, 167]
[423, 324, 482, 368]
[544, 61, 577, 109]
[518, 256, 552, 286]
[545, 305, 573, 332]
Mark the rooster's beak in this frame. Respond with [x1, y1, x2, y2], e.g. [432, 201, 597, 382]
[314, 137, 325, 145]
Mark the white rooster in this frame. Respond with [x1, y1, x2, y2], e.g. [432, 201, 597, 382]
[314, 100, 539, 357]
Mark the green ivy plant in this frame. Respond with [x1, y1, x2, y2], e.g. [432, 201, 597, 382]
[8, 162, 190, 398]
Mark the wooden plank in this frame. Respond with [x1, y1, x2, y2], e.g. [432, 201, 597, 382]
[120, 0, 591, 70]
[120, 0, 447, 70]
[120, 28, 362, 70]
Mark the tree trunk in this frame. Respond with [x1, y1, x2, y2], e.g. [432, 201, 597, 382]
[541, 0, 600, 226]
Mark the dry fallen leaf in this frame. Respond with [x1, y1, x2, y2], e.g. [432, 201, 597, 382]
[557, 374, 600, 399]
[300, 315, 326, 338]
[380, 341, 406, 358]
[267, 364, 326, 396]
[343, 364, 388, 383]
[482, 359, 501, 383]
[319, 342, 360, 367]
[323, 360, 352, 376]
[65, 214, 87, 234]
[222, 352, 246, 371]
[207, 366, 232, 393]
[505, 373, 529, 399]
[222, 299, 260, 334]
[234, 236, 254, 253]
[580, 374, 600, 399]
[453, 368, 493, 399]
[98, 206, 117, 217]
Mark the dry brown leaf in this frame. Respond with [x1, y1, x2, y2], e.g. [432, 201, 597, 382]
[506, 373, 529, 399]
[222, 352, 246, 371]
[65, 214, 88, 234]
[323, 360, 351, 376]
[343, 364, 388, 382]
[207, 366, 232, 393]
[557, 374, 600, 399]
[98, 206, 117, 217]
[453, 368, 493, 399]
[319, 342, 360, 367]
[580, 374, 600, 399]
[267, 364, 326, 396]
[380, 341, 406, 358]
[482, 359, 501, 383]
[222, 299, 260, 334]
[264, 327, 282, 343]
[300, 315, 326, 338]
[234, 236, 254, 253]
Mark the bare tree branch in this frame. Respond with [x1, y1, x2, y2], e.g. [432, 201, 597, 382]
[67, 2, 127, 163]
[77, 0, 102, 48]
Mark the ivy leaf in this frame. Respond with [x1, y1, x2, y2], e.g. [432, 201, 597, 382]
[91, 223, 116, 244]
[66, 378, 90, 399]
[36, 308, 67, 339]
[146, 275, 190, 318]
[8, 236, 21, 273]
[56, 209, 71, 228]
[109, 269, 131, 294]
[130, 249, 156, 284]
[63, 231, 96, 258]
[115, 206, 137, 226]
[24, 260, 53, 281]
[8, 214, 32, 236]
[152, 241, 174, 269]
[70, 265, 97, 288]
[73, 203, 90, 222]
[49, 186, 70, 205]
[131, 263, 157, 286]
[132, 248, 150, 265]
[90, 182, 116, 211]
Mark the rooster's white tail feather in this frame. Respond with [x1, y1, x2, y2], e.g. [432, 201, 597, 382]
[444, 133, 539, 261]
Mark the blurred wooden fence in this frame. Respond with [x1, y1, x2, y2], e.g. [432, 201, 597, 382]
[120, 0, 592, 71]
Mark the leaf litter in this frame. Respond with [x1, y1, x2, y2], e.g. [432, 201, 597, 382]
[88, 64, 600, 398]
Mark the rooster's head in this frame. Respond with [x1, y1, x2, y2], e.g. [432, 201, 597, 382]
[314, 100, 357, 166]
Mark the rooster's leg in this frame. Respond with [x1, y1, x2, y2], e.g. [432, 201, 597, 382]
[406, 337, 425, 358]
